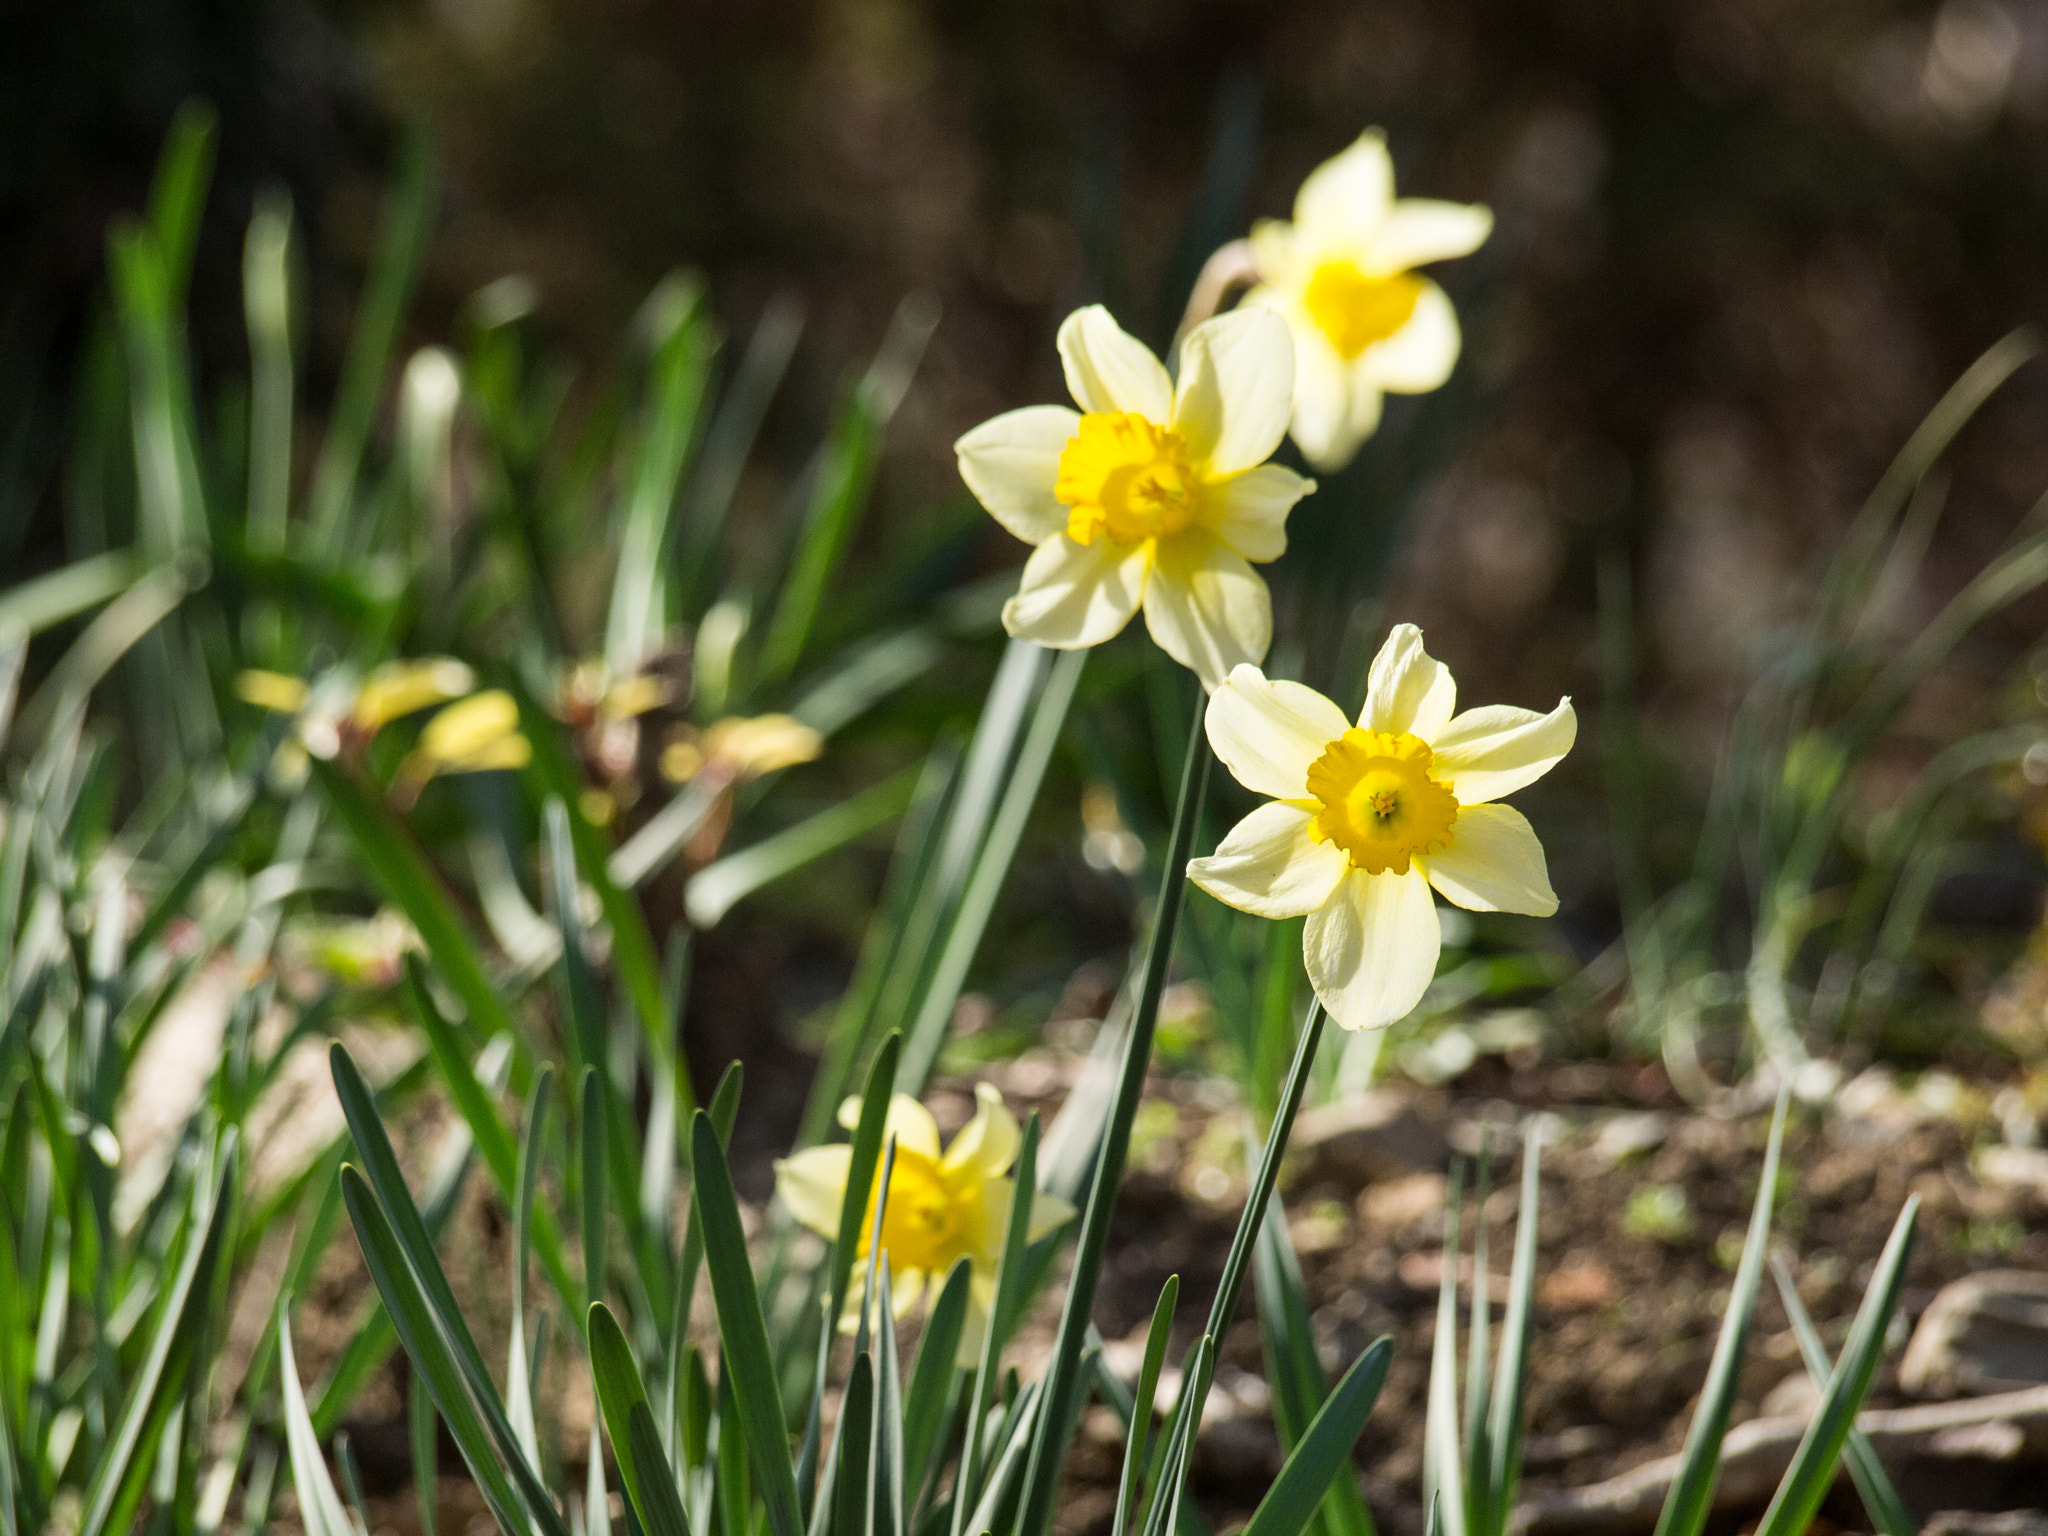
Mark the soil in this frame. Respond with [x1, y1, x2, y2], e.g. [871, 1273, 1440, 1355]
[279, 1042, 2048, 1536]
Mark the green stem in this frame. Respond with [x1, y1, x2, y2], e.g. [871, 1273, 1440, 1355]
[1013, 698, 1213, 1536]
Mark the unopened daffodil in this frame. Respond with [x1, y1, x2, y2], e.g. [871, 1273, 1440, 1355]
[1244, 131, 1492, 472]
[956, 305, 1315, 689]
[397, 689, 532, 790]
[1188, 626, 1573, 1031]
[238, 656, 478, 759]
[775, 1085, 1074, 1348]
[661, 713, 822, 786]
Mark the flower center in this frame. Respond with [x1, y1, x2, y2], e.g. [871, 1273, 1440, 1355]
[1303, 261, 1425, 360]
[1055, 412, 1198, 547]
[857, 1147, 969, 1273]
[1305, 728, 1458, 875]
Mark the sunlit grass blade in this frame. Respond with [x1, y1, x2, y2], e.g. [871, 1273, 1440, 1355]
[1423, 1167, 1468, 1536]
[875, 1259, 907, 1536]
[1769, 1255, 1915, 1536]
[1014, 705, 1211, 1536]
[145, 99, 217, 309]
[834, 1352, 875, 1536]
[310, 125, 436, 555]
[278, 1308, 357, 1536]
[1111, 1274, 1178, 1536]
[14, 564, 191, 752]
[590, 1301, 693, 1536]
[1651, 1089, 1789, 1536]
[1479, 1124, 1542, 1535]
[691, 1109, 805, 1536]
[687, 762, 922, 928]
[581, 1066, 608, 1317]
[106, 223, 207, 562]
[509, 1068, 553, 1466]
[1754, 1197, 1921, 1536]
[829, 1032, 901, 1333]
[0, 552, 139, 641]
[1237, 1337, 1392, 1536]
[76, 1135, 235, 1536]
[896, 646, 1086, 1091]
[243, 188, 294, 561]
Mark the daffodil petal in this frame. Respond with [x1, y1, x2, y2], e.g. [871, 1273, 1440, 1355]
[1430, 699, 1577, 804]
[774, 1145, 852, 1237]
[1171, 308, 1295, 478]
[1056, 305, 1172, 420]
[1361, 623, 1455, 739]
[882, 1094, 943, 1160]
[1366, 200, 1493, 274]
[1201, 463, 1312, 563]
[1294, 130, 1394, 242]
[1027, 1189, 1077, 1242]
[1420, 803, 1557, 916]
[1002, 534, 1149, 650]
[945, 1082, 1020, 1177]
[1248, 219, 1299, 286]
[976, 1175, 1016, 1266]
[956, 405, 1083, 544]
[889, 1266, 926, 1319]
[1304, 867, 1441, 1031]
[1285, 321, 1377, 474]
[1358, 280, 1460, 395]
[1142, 536, 1271, 691]
[1188, 802, 1349, 919]
[1204, 664, 1349, 801]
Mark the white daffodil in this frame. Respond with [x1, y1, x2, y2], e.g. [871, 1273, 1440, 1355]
[775, 1085, 1074, 1352]
[1244, 131, 1492, 473]
[1188, 626, 1573, 1031]
[955, 305, 1315, 690]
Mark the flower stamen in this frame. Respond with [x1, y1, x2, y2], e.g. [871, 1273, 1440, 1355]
[1305, 727, 1458, 875]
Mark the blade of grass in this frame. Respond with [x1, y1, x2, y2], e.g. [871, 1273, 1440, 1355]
[1110, 1274, 1177, 1536]
[1652, 1090, 1791, 1536]
[1769, 1255, 1916, 1536]
[278, 1309, 356, 1536]
[1479, 1124, 1543, 1535]
[834, 1353, 876, 1536]
[1423, 1168, 1468, 1536]
[902, 1257, 973, 1503]
[691, 1110, 805, 1536]
[590, 1301, 693, 1536]
[1236, 1338, 1392, 1536]
[1754, 1198, 1920, 1536]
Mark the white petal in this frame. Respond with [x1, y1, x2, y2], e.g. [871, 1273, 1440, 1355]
[1188, 802, 1349, 919]
[774, 1146, 851, 1237]
[955, 405, 1081, 544]
[1430, 698, 1576, 804]
[1420, 803, 1557, 916]
[1142, 536, 1271, 691]
[1357, 280, 1461, 395]
[1293, 130, 1394, 243]
[1286, 320, 1377, 473]
[1205, 664, 1349, 800]
[1365, 200, 1493, 274]
[944, 1082, 1019, 1177]
[1303, 868, 1441, 1031]
[1171, 308, 1295, 477]
[1361, 623, 1456, 738]
[1002, 534, 1149, 650]
[1056, 305, 1172, 420]
[1200, 463, 1312, 563]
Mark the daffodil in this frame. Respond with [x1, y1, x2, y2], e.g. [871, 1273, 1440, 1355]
[1243, 131, 1492, 473]
[955, 305, 1315, 690]
[397, 690, 533, 789]
[660, 713, 822, 786]
[1188, 626, 1573, 1031]
[775, 1085, 1074, 1347]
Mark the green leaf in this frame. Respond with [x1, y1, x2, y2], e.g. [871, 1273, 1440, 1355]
[1652, 1091, 1790, 1536]
[1014, 705, 1210, 1536]
[1755, 1197, 1921, 1536]
[1480, 1124, 1543, 1535]
[834, 1353, 876, 1536]
[1769, 1256, 1916, 1536]
[278, 1308, 356, 1536]
[590, 1302, 694, 1536]
[902, 1257, 973, 1499]
[146, 100, 218, 309]
[691, 1111, 805, 1536]
[1111, 1274, 1178, 1536]
[509, 1068, 554, 1466]
[1424, 1169, 1467, 1536]
[1238, 1338, 1393, 1536]
[830, 1034, 903, 1335]
[0, 552, 140, 640]
[950, 1115, 1041, 1536]
[686, 763, 922, 929]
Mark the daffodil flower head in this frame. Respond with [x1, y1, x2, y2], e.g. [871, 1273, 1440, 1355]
[237, 656, 479, 777]
[955, 305, 1317, 690]
[396, 689, 533, 794]
[660, 713, 823, 786]
[774, 1085, 1075, 1352]
[1187, 625, 1574, 1031]
[1244, 130, 1492, 473]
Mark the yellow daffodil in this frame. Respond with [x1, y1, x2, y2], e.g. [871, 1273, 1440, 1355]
[399, 690, 533, 786]
[237, 657, 477, 759]
[1244, 131, 1492, 473]
[660, 713, 822, 786]
[955, 305, 1315, 690]
[1188, 626, 1573, 1031]
[775, 1085, 1075, 1347]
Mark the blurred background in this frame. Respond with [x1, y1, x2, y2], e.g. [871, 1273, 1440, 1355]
[10, 0, 2048, 1091]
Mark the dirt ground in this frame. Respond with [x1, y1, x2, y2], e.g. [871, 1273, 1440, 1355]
[282, 1038, 2048, 1536]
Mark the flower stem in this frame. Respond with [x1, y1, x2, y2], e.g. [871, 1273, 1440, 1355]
[1013, 693, 1213, 1536]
